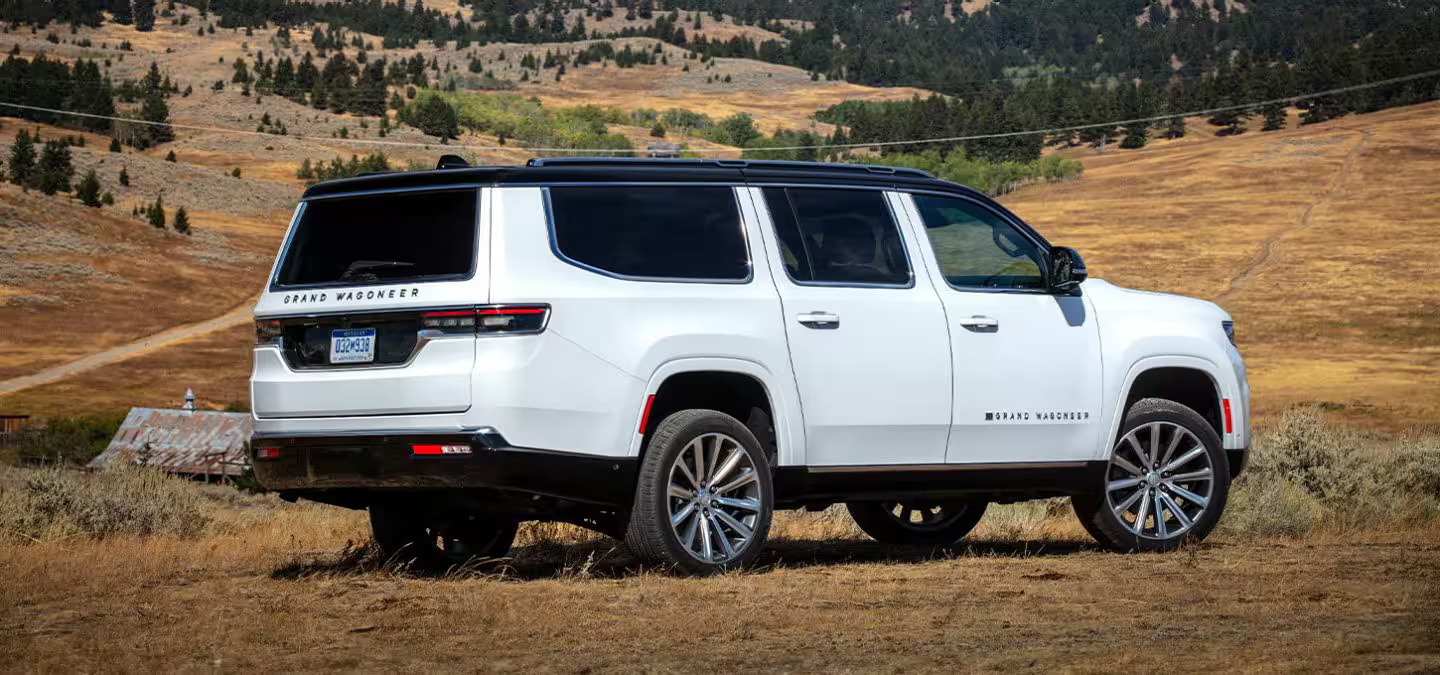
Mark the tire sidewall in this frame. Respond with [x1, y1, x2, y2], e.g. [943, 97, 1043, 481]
[635, 410, 774, 574]
[846, 501, 988, 547]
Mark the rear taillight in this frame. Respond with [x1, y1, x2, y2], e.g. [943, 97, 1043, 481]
[422, 305, 549, 336]
[254, 446, 281, 461]
[255, 319, 282, 346]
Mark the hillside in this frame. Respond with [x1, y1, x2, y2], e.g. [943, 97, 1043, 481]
[3, 99, 1439, 431]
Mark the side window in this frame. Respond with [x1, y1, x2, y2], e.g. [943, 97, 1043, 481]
[549, 186, 749, 281]
[912, 195, 1047, 290]
[763, 187, 910, 286]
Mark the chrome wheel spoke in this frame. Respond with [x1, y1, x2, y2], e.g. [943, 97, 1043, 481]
[1132, 489, 1152, 534]
[681, 509, 701, 549]
[1153, 490, 1169, 538]
[669, 484, 695, 500]
[710, 446, 745, 486]
[713, 509, 753, 540]
[1108, 477, 1144, 491]
[1160, 490, 1193, 530]
[671, 501, 697, 527]
[1165, 482, 1209, 508]
[1159, 429, 1185, 469]
[714, 468, 757, 495]
[675, 458, 700, 490]
[1126, 434, 1151, 470]
[713, 496, 760, 512]
[698, 512, 715, 560]
[1111, 454, 1144, 477]
[1148, 423, 1162, 470]
[1161, 446, 1206, 474]
[708, 513, 735, 559]
[1112, 487, 1146, 515]
[1169, 467, 1213, 483]
[689, 439, 706, 487]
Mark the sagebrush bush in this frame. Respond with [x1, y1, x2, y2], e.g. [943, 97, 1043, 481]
[0, 465, 210, 541]
[1224, 408, 1440, 536]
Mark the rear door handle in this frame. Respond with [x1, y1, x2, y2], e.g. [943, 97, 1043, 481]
[958, 315, 999, 329]
[796, 312, 840, 329]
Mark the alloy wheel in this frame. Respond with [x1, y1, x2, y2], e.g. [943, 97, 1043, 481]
[666, 432, 763, 564]
[1105, 421, 1215, 539]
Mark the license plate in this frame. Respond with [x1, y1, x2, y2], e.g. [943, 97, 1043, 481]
[330, 328, 376, 364]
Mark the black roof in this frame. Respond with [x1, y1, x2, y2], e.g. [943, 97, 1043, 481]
[300, 157, 991, 201]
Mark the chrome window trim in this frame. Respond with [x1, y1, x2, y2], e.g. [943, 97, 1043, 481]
[757, 186, 917, 290]
[541, 186, 755, 286]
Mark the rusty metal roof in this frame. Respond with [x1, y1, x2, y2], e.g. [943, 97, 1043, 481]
[87, 408, 252, 477]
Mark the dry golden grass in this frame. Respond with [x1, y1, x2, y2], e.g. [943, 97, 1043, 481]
[1005, 102, 1440, 430]
[0, 469, 1436, 672]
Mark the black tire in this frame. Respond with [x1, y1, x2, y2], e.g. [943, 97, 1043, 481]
[1073, 397, 1231, 553]
[625, 409, 774, 575]
[846, 501, 988, 547]
[369, 505, 517, 570]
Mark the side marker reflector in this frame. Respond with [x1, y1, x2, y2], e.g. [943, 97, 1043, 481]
[1222, 399, 1234, 434]
[638, 394, 656, 434]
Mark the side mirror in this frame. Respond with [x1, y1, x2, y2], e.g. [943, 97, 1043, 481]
[1048, 246, 1088, 295]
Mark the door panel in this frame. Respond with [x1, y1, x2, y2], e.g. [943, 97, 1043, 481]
[750, 188, 952, 467]
[896, 193, 1103, 464]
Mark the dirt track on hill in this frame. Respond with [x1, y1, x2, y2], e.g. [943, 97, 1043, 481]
[0, 297, 255, 399]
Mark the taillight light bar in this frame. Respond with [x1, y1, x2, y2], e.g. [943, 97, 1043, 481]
[421, 305, 550, 335]
[255, 319, 283, 346]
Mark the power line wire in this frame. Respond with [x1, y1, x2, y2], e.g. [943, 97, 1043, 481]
[0, 67, 1436, 154]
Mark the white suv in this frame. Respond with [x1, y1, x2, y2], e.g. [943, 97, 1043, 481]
[250, 158, 1250, 573]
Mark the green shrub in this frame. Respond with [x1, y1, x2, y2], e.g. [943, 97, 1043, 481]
[10, 415, 125, 466]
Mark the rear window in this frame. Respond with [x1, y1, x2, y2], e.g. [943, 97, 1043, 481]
[273, 189, 478, 288]
[548, 186, 749, 281]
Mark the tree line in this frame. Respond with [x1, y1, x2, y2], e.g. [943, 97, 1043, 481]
[0, 54, 176, 148]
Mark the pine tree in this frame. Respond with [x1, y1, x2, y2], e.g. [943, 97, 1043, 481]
[76, 168, 102, 207]
[119, 166, 130, 186]
[133, 0, 156, 31]
[1163, 116, 1186, 139]
[1261, 105, 1286, 131]
[172, 206, 190, 234]
[148, 194, 166, 228]
[109, 137, 122, 152]
[7, 129, 36, 188]
[36, 140, 74, 195]
[650, 123, 666, 138]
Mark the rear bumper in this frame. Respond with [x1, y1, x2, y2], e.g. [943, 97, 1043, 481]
[249, 429, 636, 507]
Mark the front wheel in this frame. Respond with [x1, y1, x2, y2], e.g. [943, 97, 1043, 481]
[1073, 397, 1231, 552]
[847, 501, 988, 547]
[624, 409, 774, 575]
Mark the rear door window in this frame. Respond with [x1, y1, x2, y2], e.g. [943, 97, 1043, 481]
[763, 187, 911, 287]
[273, 189, 478, 288]
[548, 186, 749, 281]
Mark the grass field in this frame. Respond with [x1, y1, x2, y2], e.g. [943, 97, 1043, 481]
[2, 411, 1437, 671]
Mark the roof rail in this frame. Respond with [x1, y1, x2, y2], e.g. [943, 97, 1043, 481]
[436, 154, 471, 170]
[523, 157, 935, 179]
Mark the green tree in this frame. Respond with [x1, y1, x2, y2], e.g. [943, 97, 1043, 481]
[401, 94, 459, 139]
[148, 194, 166, 228]
[119, 165, 130, 186]
[172, 206, 190, 234]
[76, 168, 102, 206]
[7, 129, 36, 188]
[650, 122, 666, 138]
[133, 0, 156, 31]
[37, 140, 74, 195]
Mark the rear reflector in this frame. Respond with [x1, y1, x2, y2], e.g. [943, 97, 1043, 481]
[1222, 399, 1234, 434]
[255, 446, 281, 461]
[412, 444, 472, 456]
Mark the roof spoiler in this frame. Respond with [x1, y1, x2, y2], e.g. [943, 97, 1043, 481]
[436, 154, 471, 170]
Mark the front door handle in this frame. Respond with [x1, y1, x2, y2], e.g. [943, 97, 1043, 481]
[797, 312, 840, 329]
[958, 315, 999, 329]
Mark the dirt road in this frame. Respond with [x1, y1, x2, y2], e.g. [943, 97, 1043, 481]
[0, 298, 255, 399]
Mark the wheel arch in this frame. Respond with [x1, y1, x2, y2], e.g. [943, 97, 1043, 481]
[629, 358, 804, 466]
[1108, 357, 1245, 479]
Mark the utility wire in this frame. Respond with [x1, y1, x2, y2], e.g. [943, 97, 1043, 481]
[0, 67, 1436, 155]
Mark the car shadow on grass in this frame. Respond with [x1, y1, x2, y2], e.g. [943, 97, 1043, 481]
[270, 537, 1095, 582]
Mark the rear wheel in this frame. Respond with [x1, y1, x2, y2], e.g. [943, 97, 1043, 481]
[625, 409, 774, 575]
[369, 506, 517, 569]
[1073, 397, 1230, 552]
[847, 501, 988, 547]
